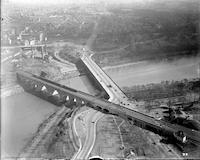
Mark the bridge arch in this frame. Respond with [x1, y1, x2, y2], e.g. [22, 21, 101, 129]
[96, 106, 102, 110]
[89, 155, 104, 160]
[127, 117, 132, 121]
[102, 108, 109, 113]
[41, 85, 47, 91]
[52, 89, 59, 96]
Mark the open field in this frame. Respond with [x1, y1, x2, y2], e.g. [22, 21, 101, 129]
[91, 115, 124, 158]
[119, 118, 180, 158]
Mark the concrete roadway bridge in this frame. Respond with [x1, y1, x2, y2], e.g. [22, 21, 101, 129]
[16, 71, 200, 147]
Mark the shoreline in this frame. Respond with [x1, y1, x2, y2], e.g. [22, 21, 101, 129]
[1, 85, 24, 98]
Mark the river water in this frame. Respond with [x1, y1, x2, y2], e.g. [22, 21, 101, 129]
[105, 57, 200, 87]
[2, 56, 199, 158]
[1, 93, 57, 158]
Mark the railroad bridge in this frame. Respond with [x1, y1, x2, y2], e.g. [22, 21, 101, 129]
[17, 71, 200, 147]
[17, 72, 86, 107]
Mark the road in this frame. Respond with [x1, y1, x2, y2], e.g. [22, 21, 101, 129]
[1, 44, 45, 49]
[72, 109, 91, 159]
[95, 44, 129, 55]
[86, 18, 100, 49]
[53, 51, 76, 68]
[71, 79, 118, 159]
[81, 52, 137, 109]
[71, 109, 103, 160]
[2, 51, 31, 63]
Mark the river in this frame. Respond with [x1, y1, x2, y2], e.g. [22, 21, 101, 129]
[104, 57, 200, 87]
[1, 93, 58, 158]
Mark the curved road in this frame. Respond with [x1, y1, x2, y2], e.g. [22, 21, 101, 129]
[72, 110, 103, 159]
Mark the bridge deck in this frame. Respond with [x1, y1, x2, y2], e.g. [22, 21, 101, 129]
[81, 55, 132, 107]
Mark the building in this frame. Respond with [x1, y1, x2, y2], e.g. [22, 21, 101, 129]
[39, 32, 44, 42]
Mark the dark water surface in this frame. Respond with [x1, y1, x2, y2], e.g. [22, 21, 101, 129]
[2, 92, 58, 158]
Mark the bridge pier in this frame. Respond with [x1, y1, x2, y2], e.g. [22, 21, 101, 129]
[26, 80, 86, 107]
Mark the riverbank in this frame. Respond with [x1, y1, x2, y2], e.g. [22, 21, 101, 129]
[1, 92, 58, 158]
[19, 106, 75, 159]
[1, 85, 24, 98]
